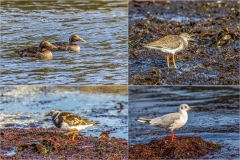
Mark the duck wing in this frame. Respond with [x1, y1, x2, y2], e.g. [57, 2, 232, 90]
[15, 46, 40, 57]
[51, 42, 69, 51]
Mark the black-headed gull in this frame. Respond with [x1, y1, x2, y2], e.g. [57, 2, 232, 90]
[138, 104, 194, 141]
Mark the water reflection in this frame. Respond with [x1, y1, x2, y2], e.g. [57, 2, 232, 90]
[0, 0, 128, 85]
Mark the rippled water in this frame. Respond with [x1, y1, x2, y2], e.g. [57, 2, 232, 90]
[0, 86, 128, 139]
[129, 86, 239, 159]
[0, 0, 128, 85]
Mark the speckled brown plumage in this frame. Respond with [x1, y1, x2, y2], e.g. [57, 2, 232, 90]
[51, 34, 86, 52]
[15, 41, 57, 59]
[46, 109, 99, 141]
[146, 35, 186, 49]
[60, 112, 98, 127]
[144, 33, 194, 68]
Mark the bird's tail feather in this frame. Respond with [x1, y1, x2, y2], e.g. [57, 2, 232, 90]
[138, 118, 153, 123]
[94, 121, 100, 126]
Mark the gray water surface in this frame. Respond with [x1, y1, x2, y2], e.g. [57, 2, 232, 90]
[129, 86, 239, 159]
[0, 0, 128, 85]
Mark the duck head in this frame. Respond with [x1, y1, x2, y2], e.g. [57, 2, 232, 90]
[69, 34, 86, 44]
[39, 41, 57, 51]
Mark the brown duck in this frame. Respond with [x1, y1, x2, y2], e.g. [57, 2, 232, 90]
[52, 34, 86, 53]
[15, 41, 57, 59]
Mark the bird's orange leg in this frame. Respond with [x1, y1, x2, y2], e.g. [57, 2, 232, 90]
[172, 55, 177, 69]
[71, 132, 76, 141]
[72, 130, 80, 141]
[65, 130, 76, 136]
[65, 130, 79, 141]
[166, 55, 170, 68]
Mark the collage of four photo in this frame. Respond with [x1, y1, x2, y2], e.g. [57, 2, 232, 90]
[1, 0, 239, 159]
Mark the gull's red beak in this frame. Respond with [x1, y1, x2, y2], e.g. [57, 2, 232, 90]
[189, 108, 194, 111]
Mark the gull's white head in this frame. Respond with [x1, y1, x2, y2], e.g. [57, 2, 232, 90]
[179, 104, 194, 112]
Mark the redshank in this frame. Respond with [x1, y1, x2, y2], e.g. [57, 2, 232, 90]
[144, 33, 194, 68]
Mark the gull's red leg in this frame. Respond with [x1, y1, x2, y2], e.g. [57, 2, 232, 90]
[171, 131, 175, 141]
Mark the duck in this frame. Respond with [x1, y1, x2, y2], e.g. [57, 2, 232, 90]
[15, 41, 57, 59]
[51, 34, 86, 53]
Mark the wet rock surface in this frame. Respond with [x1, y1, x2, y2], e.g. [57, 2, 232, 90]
[0, 128, 128, 159]
[129, 136, 220, 159]
[128, 1, 239, 85]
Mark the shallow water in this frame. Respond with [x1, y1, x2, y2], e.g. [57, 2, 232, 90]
[130, 12, 204, 23]
[0, 0, 128, 85]
[0, 86, 128, 139]
[128, 86, 239, 159]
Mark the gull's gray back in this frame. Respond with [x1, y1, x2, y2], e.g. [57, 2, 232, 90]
[149, 112, 181, 129]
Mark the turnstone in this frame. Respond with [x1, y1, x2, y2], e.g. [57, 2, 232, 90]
[51, 34, 86, 53]
[46, 109, 99, 141]
[144, 33, 194, 68]
[15, 41, 57, 59]
[138, 104, 194, 141]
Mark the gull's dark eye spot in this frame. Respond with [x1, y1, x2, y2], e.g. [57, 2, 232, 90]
[181, 107, 183, 109]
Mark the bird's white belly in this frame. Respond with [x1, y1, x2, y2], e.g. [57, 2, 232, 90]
[169, 116, 187, 130]
[61, 122, 93, 131]
[160, 47, 183, 54]
[145, 46, 183, 54]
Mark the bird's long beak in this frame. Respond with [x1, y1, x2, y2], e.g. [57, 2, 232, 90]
[188, 37, 195, 41]
[189, 108, 194, 111]
[189, 34, 196, 41]
[76, 35, 86, 42]
[45, 113, 51, 117]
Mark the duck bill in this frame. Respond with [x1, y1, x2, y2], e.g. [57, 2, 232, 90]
[75, 34, 86, 42]
[79, 37, 86, 42]
[51, 44, 58, 49]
